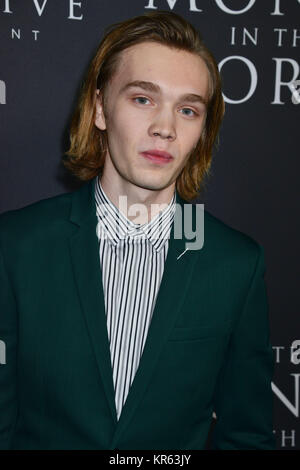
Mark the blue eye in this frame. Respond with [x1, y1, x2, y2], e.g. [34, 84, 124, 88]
[181, 108, 197, 117]
[134, 97, 150, 105]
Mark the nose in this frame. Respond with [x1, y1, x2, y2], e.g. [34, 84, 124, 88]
[149, 110, 176, 141]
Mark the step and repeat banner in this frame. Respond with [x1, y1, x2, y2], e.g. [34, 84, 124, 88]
[1, 0, 299, 450]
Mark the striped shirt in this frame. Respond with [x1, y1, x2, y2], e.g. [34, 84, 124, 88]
[94, 175, 176, 420]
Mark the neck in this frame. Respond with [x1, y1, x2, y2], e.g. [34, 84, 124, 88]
[99, 175, 175, 225]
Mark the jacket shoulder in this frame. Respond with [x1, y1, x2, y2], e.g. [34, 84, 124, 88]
[0, 188, 75, 244]
[202, 207, 263, 260]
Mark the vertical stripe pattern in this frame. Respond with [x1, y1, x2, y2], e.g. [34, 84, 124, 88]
[94, 176, 176, 420]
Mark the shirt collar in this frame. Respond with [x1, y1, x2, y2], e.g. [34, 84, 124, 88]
[94, 176, 176, 252]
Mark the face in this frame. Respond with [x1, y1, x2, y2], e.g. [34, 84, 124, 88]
[95, 41, 210, 199]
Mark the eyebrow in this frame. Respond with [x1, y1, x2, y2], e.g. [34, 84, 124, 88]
[119, 80, 208, 107]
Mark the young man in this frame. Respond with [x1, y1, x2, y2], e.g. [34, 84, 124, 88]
[0, 11, 276, 449]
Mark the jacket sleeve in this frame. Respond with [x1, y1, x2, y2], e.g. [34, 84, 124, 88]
[210, 244, 276, 449]
[0, 239, 18, 449]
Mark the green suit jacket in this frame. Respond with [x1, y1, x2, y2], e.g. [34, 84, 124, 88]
[0, 178, 276, 450]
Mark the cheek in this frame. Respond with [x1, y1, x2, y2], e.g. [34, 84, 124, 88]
[180, 125, 202, 152]
[193, 116, 206, 145]
[108, 124, 139, 160]
[111, 107, 143, 143]
[107, 114, 129, 146]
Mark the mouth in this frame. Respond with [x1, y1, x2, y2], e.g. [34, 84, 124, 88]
[140, 150, 174, 165]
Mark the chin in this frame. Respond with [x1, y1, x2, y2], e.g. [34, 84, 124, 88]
[134, 179, 172, 192]
[123, 170, 174, 192]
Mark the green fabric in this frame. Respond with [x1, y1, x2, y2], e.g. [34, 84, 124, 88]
[0, 178, 276, 449]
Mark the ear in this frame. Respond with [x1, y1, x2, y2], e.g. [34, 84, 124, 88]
[95, 89, 107, 131]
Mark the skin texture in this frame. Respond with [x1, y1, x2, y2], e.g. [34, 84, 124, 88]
[94, 41, 210, 224]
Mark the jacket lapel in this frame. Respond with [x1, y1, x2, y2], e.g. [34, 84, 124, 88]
[68, 179, 118, 425]
[67, 178, 203, 446]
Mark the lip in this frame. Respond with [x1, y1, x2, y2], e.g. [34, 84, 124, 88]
[140, 149, 174, 164]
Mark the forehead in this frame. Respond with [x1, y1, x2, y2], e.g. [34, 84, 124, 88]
[112, 41, 210, 99]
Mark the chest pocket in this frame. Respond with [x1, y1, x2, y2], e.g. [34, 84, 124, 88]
[167, 321, 231, 342]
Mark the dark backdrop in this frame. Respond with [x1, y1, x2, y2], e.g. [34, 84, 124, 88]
[1, 0, 299, 450]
